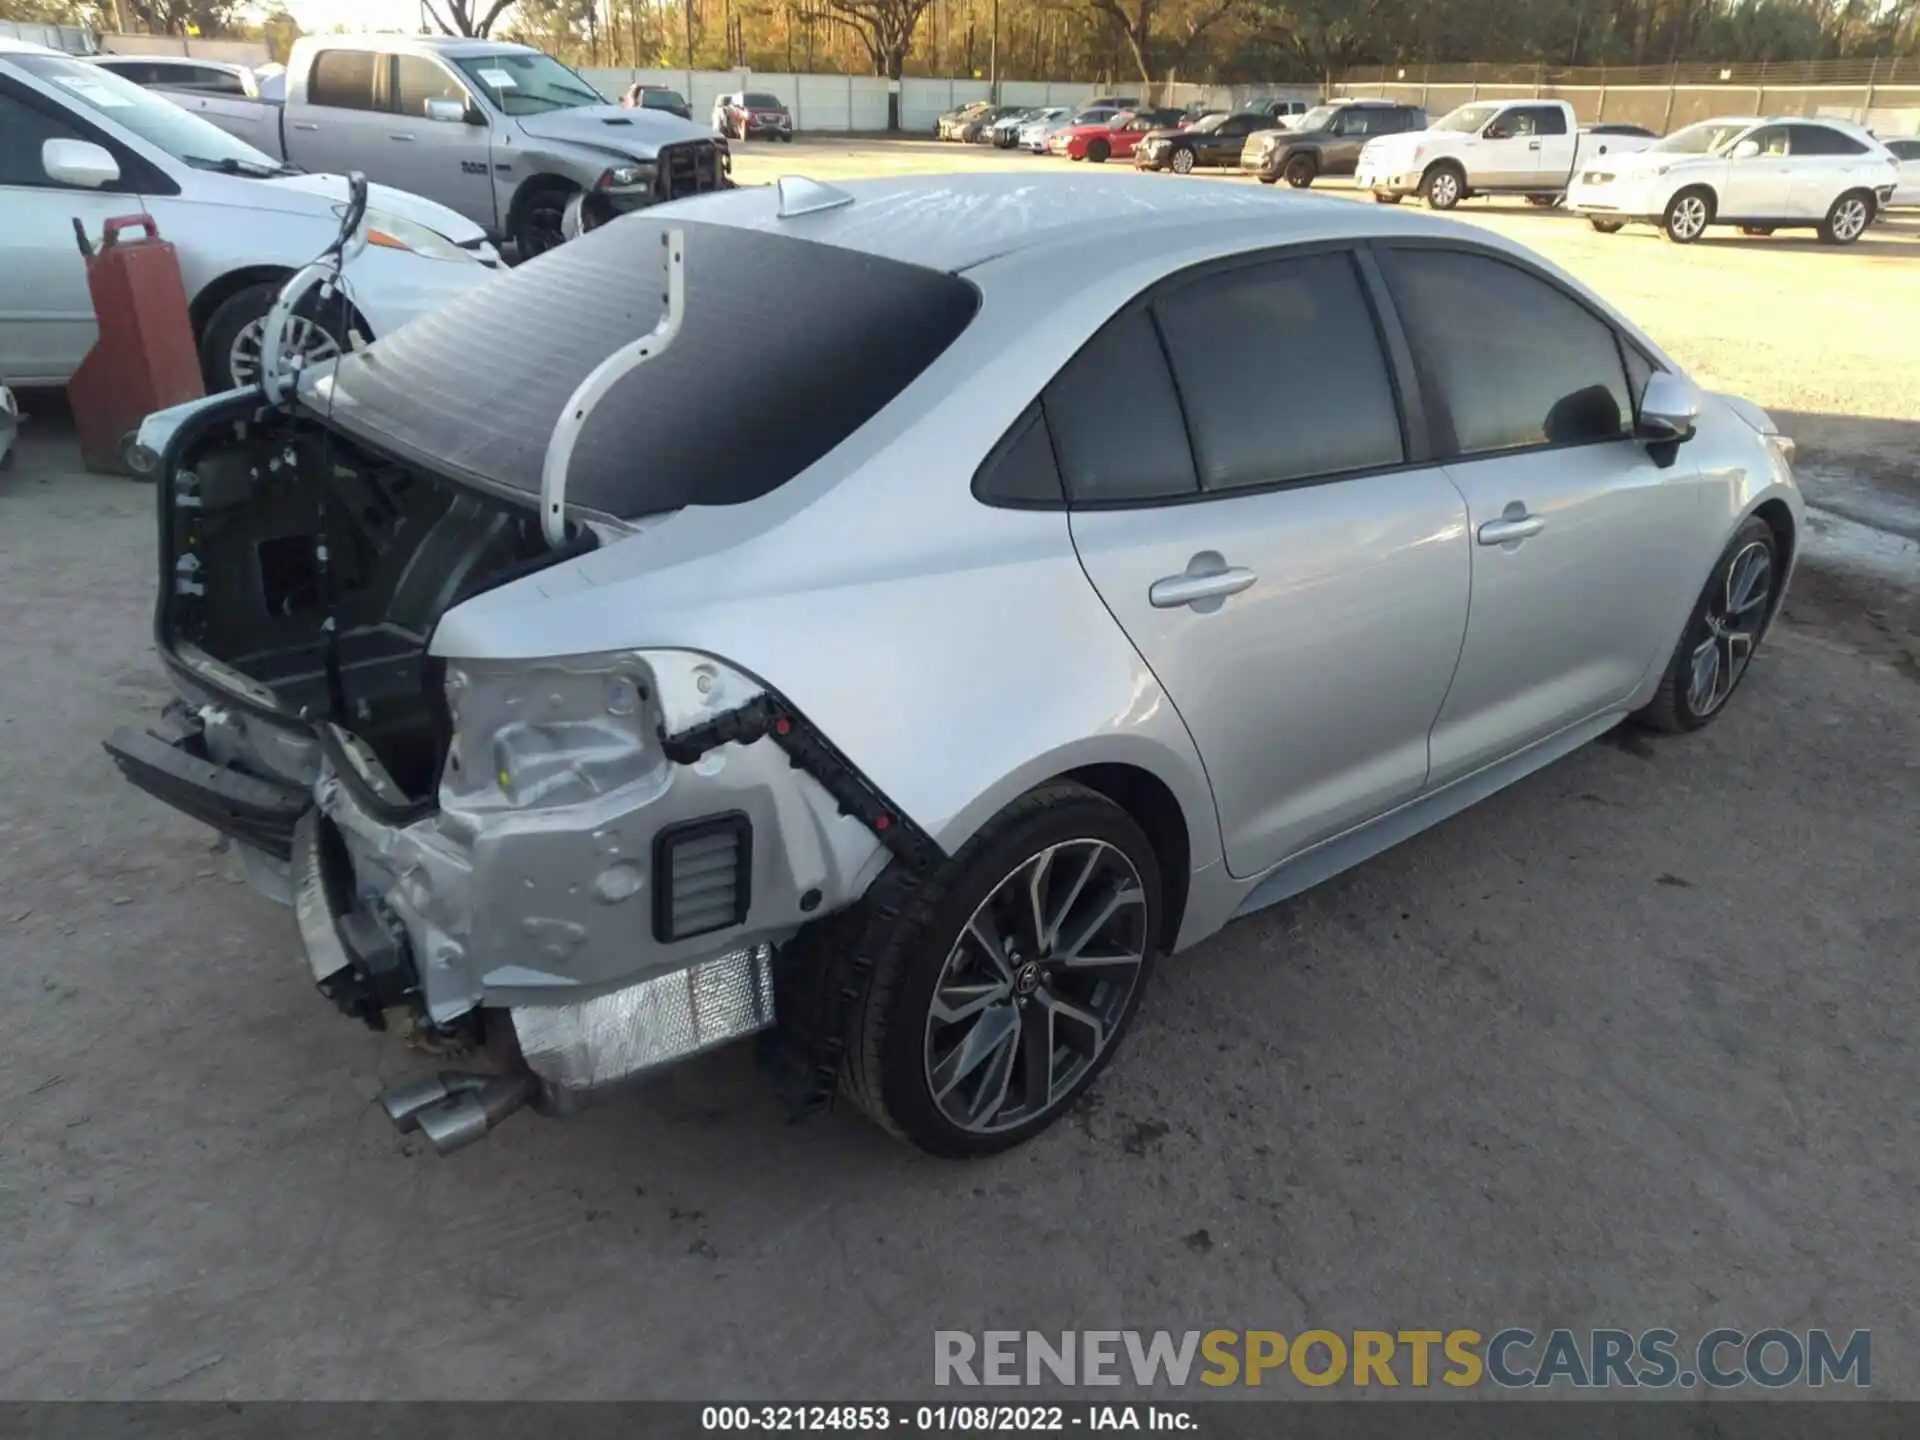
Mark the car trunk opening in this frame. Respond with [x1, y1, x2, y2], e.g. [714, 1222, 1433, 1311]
[158, 400, 575, 807]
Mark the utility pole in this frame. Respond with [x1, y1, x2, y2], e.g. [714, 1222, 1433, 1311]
[685, 0, 695, 68]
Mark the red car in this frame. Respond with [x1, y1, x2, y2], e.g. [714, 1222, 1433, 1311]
[1047, 108, 1184, 163]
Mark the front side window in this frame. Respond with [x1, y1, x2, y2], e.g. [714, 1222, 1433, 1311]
[454, 52, 603, 116]
[1045, 307, 1197, 505]
[1153, 252, 1404, 491]
[1383, 248, 1631, 456]
[0, 86, 91, 187]
[1745, 125, 1790, 157]
[392, 54, 467, 117]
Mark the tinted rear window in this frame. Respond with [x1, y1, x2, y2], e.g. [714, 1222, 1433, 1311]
[745, 93, 783, 108]
[316, 217, 978, 519]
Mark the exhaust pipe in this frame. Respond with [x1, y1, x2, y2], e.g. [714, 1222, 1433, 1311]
[379, 1070, 538, 1155]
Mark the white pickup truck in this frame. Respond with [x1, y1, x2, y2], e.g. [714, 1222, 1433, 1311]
[1356, 99, 1656, 209]
[145, 34, 726, 258]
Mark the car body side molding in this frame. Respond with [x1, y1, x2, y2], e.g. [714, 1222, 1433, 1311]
[1231, 706, 1626, 922]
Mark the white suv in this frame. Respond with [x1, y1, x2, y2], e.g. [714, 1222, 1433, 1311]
[1568, 115, 1898, 245]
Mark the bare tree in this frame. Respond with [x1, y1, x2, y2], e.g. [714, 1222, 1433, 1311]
[1080, 0, 1241, 85]
[818, 0, 937, 126]
[422, 0, 516, 39]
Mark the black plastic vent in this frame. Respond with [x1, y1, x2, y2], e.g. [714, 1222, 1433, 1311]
[652, 813, 752, 942]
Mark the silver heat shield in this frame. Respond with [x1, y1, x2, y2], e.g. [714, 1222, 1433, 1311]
[511, 943, 775, 1095]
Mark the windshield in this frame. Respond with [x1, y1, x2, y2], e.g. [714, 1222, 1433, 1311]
[1295, 106, 1339, 131]
[642, 88, 686, 107]
[1652, 120, 1753, 155]
[1435, 102, 1502, 133]
[454, 52, 603, 116]
[1071, 108, 1112, 124]
[1189, 113, 1230, 133]
[744, 92, 783, 108]
[15, 54, 290, 174]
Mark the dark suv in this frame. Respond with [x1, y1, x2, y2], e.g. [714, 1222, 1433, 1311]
[1136, 111, 1286, 174]
[1240, 100, 1426, 187]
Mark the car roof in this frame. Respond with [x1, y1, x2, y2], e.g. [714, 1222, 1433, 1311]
[91, 53, 248, 70]
[0, 36, 60, 53]
[666, 171, 1475, 273]
[302, 34, 538, 57]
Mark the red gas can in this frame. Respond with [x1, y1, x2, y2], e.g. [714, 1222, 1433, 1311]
[67, 213, 205, 475]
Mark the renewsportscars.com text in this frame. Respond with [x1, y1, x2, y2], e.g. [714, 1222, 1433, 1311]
[933, 1328, 1871, 1390]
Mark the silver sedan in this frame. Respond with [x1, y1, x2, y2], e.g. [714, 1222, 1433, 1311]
[111, 173, 1802, 1159]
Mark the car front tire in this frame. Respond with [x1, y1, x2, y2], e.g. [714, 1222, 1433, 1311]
[1170, 147, 1196, 174]
[1588, 216, 1626, 233]
[199, 280, 348, 392]
[514, 183, 575, 260]
[1422, 163, 1464, 209]
[1662, 187, 1713, 243]
[1087, 139, 1111, 163]
[1284, 154, 1316, 188]
[1635, 515, 1782, 733]
[820, 781, 1162, 1157]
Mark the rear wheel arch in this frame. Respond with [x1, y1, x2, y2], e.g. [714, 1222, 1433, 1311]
[1062, 762, 1191, 954]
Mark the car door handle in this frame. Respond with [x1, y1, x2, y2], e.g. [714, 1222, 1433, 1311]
[389, 133, 416, 141]
[292, 122, 319, 132]
[1149, 566, 1258, 609]
[1528, 140, 1541, 150]
[1477, 514, 1545, 545]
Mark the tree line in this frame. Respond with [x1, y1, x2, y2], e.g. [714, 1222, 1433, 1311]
[6, 0, 1913, 88]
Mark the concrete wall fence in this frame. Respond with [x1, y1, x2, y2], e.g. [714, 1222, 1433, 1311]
[578, 67, 1315, 131]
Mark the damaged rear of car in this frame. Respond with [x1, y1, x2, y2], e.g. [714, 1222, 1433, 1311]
[108, 208, 979, 1153]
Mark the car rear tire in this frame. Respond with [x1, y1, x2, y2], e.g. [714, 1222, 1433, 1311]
[1372, 192, 1403, 203]
[1170, 147, 1196, 174]
[1422, 163, 1464, 209]
[820, 781, 1162, 1157]
[1284, 154, 1317, 188]
[1587, 217, 1626, 233]
[780, 132, 793, 143]
[1257, 175, 1278, 184]
[1739, 226, 1775, 236]
[1635, 515, 1782, 734]
[199, 280, 349, 392]
[1087, 139, 1111, 163]
[1662, 187, 1713, 243]
[1818, 190, 1873, 245]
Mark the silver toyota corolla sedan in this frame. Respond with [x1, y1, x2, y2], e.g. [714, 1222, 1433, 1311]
[109, 173, 1801, 1159]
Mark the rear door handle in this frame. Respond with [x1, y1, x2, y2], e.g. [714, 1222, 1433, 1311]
[1528, 140, 1542, 150]
[292, 122, 319, 132]
[1149, 566, 1258, 609]
[389, 133, 416, 142]
[1477, 513, 1545, 545]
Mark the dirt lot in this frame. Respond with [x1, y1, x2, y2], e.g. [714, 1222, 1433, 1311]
[1, 137, 1916, 1400]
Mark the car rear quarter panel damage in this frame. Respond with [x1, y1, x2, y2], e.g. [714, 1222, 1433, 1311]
[429, 244, 1247, 945]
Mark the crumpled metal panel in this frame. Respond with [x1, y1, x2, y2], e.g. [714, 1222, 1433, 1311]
[512, 943, 774, 1093]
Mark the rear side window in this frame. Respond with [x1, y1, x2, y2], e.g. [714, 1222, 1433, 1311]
[1888, 139, 1920, 160]
[308, 50, 379, 112]
[1527, 105, 1568, 136]
[1153, 252, 1404, 490]
[1045, 308, 1198, 504]
[179, 65, 245, 94]
[974, 407, 1065, 507]
[1383, 248, 1631, 455]
[1788, 124, 1865, 156]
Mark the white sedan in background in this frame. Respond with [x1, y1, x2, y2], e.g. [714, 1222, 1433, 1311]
[0, 38, 496, 389]
[1568, 114, 1898, 245]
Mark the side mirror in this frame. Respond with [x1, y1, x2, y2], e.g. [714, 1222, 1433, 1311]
[42, 138, 120, 189]
[1638, 371, 1701, 444]
[1730, 138, 1761, 160]
[424, 96, 466, 123]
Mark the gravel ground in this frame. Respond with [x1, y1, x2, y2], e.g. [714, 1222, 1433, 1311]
[1, 141, 1916, 1400]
